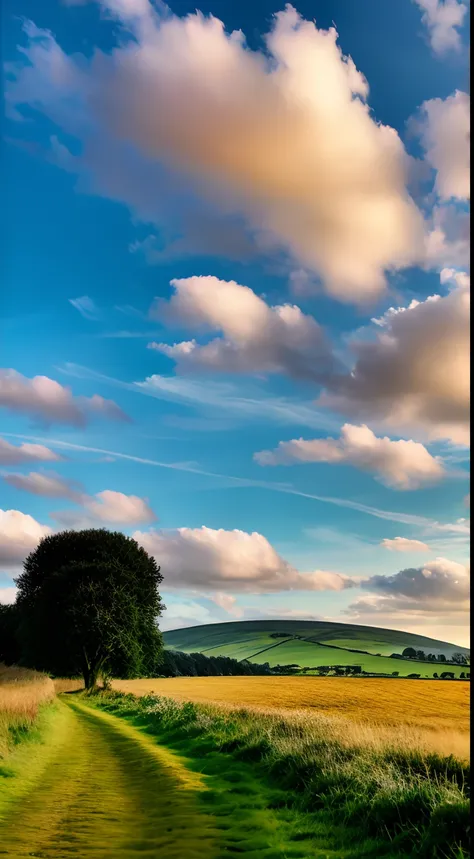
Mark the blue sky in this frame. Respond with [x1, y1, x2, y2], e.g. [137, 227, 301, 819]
[2, 0, 470, 645]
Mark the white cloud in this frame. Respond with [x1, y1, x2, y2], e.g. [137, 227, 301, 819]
[414, 91, 470, 201]
[0, 509, 52, 567]
[3, 471, 83, 500]
[413, 0, 468, 55]
[321, 277, 470, 445]
[380, 537, 431, 552]
[464, 493, 470, 507]
[425, 204, 470, 270]
[0, 437, 62, 465]
[255, 423, 445, 490]
[0, 369, 130, 427]
[69, 295, 100, 320]
[0, 586, 17, 604]
[7, 4, 424, 302]
[440, 268, 470, 290]
[210, 592, 243, 617]
[150, 275, 336, 381]
[53, 489, 156, 527]
[133, 525, 358, 594]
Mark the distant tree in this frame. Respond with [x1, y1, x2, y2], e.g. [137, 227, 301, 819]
[451, 653, 468, 665]
[440, 671, 455, 679]
[460, 672, 466, 679]
[433, 672, 438, 678]
[392, 671, 399, 677]
[0, 604, 21, 665]
[407, 673, 421, 679]
[437, 654, 447, 662]
[402, 647, 417, 658]
[416, 650, 426, 660]
[15, 529, 164, 689]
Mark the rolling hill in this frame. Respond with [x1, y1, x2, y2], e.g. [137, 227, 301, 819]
[163, 620, 470, 679]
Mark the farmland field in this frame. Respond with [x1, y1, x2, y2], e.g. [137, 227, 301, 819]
[163, 620, 470, 678]
[112, 676, 470, 748]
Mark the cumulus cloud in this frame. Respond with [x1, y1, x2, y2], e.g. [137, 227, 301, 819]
[0, 509, 52, 568]
[346, 556, 470, 640]
[0, 437, 62, 465]
[321, 277, 470, 445]
[255, 423, 445, 489]
[380, 537, 431, 552]
[149, 275, 336, 381]
[69, 295, 100, 320]
[53, 489, 157, 527]
[7, 3, 424, 302]
[133, 525, 358, 594]
[0, 369, 130, 427]
[425, 204, 470, 270]
[3, 471, 83, 501]
[413, 0, 468, 55]
[361, 556, 469, 610]
[414, 91, 470, 201]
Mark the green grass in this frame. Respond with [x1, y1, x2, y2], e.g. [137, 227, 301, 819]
[85, 690, 470, 859]
[163, 621, 469, 678]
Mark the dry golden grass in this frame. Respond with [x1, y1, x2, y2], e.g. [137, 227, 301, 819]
[112, 675, 470, 759]
[0, 664, 56, 759]
[52, 678, 84, 694]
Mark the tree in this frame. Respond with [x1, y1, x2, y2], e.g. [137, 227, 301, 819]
[451, 652, 468, 665]
[0, 604, 21, 665]
[15, 529, 164, 689]
[402, 647, 416, 658]
[416, 650, 426, 661]
[437, 653, 447, 662]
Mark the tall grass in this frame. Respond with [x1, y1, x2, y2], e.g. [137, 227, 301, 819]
[90, 690, 470, 859]
[0, 664, 56, 759]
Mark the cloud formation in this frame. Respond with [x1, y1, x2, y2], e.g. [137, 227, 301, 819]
[69, 295, 100, 320]
[3, 471, 83, 501]
[255, 423, 445, 489]
[362, 556, 469, 611]
[0, 369, 130, 428]
[4, 469, 157, 526]
[414, 0, 468, 55]
[133, 525, 358, 594]
[425, 204, 470, 270]
[321, 276, 470, 444]
[414, 91, 470, 201]
[0, 437, 62, 465]
[51, 490, 157, 527]
[0, 509, 51, 567]
[380, 537, 431, 552]
[7, 3, 424, 302]
[150, 276, 336, 381]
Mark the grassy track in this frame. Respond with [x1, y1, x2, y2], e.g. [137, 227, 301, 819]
[0, 697, 218, 858]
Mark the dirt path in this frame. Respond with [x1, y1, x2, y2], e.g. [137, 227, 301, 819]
[0, 698, 218, 858]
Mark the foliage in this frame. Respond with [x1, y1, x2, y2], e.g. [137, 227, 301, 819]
[0, 605, 21, 666]
[14, 529, 164, 688]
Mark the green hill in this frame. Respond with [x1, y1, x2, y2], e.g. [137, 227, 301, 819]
[163, 620, 470, 679]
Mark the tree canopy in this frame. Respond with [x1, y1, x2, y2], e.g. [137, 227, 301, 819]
[15, 528, 164, 688]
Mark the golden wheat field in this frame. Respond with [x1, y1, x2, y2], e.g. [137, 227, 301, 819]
[0, 665, 56, 758]
[112, 675, 470, 736]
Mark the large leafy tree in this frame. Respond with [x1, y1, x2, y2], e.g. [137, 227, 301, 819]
[15, 529, 164, 688]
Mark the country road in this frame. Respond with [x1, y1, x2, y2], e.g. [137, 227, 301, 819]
[0, 698, 219, 858]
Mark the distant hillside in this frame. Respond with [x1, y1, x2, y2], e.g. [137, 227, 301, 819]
[163, 620, 469, 679]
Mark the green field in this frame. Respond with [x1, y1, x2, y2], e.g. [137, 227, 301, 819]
[163, 620, 469, 679]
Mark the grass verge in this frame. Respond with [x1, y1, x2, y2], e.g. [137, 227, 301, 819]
[86, 689, 470, 859]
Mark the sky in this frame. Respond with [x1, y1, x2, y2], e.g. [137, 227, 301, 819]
[1, 0, 470, 646]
